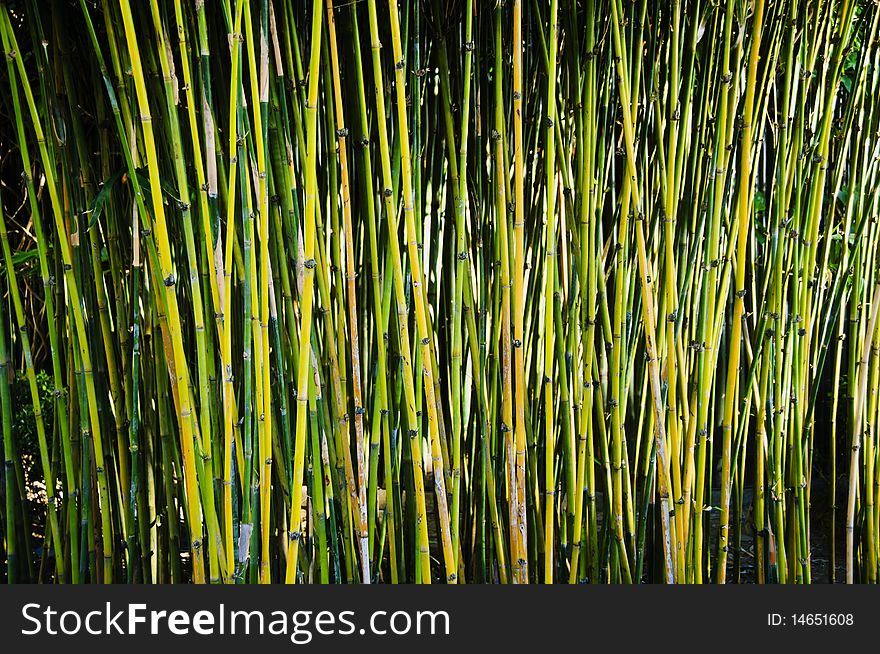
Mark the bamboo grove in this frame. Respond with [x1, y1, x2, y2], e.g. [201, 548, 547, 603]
[0, 0, 879, 585]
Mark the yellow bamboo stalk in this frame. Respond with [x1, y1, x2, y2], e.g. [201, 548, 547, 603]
[118, 0, 207, 584]
[285, 0, 323, 584]
[327, 0, 371, 583]
[511, 0, 529, 585]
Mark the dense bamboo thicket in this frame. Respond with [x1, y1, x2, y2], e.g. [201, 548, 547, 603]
[0, 0, 879, 584]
